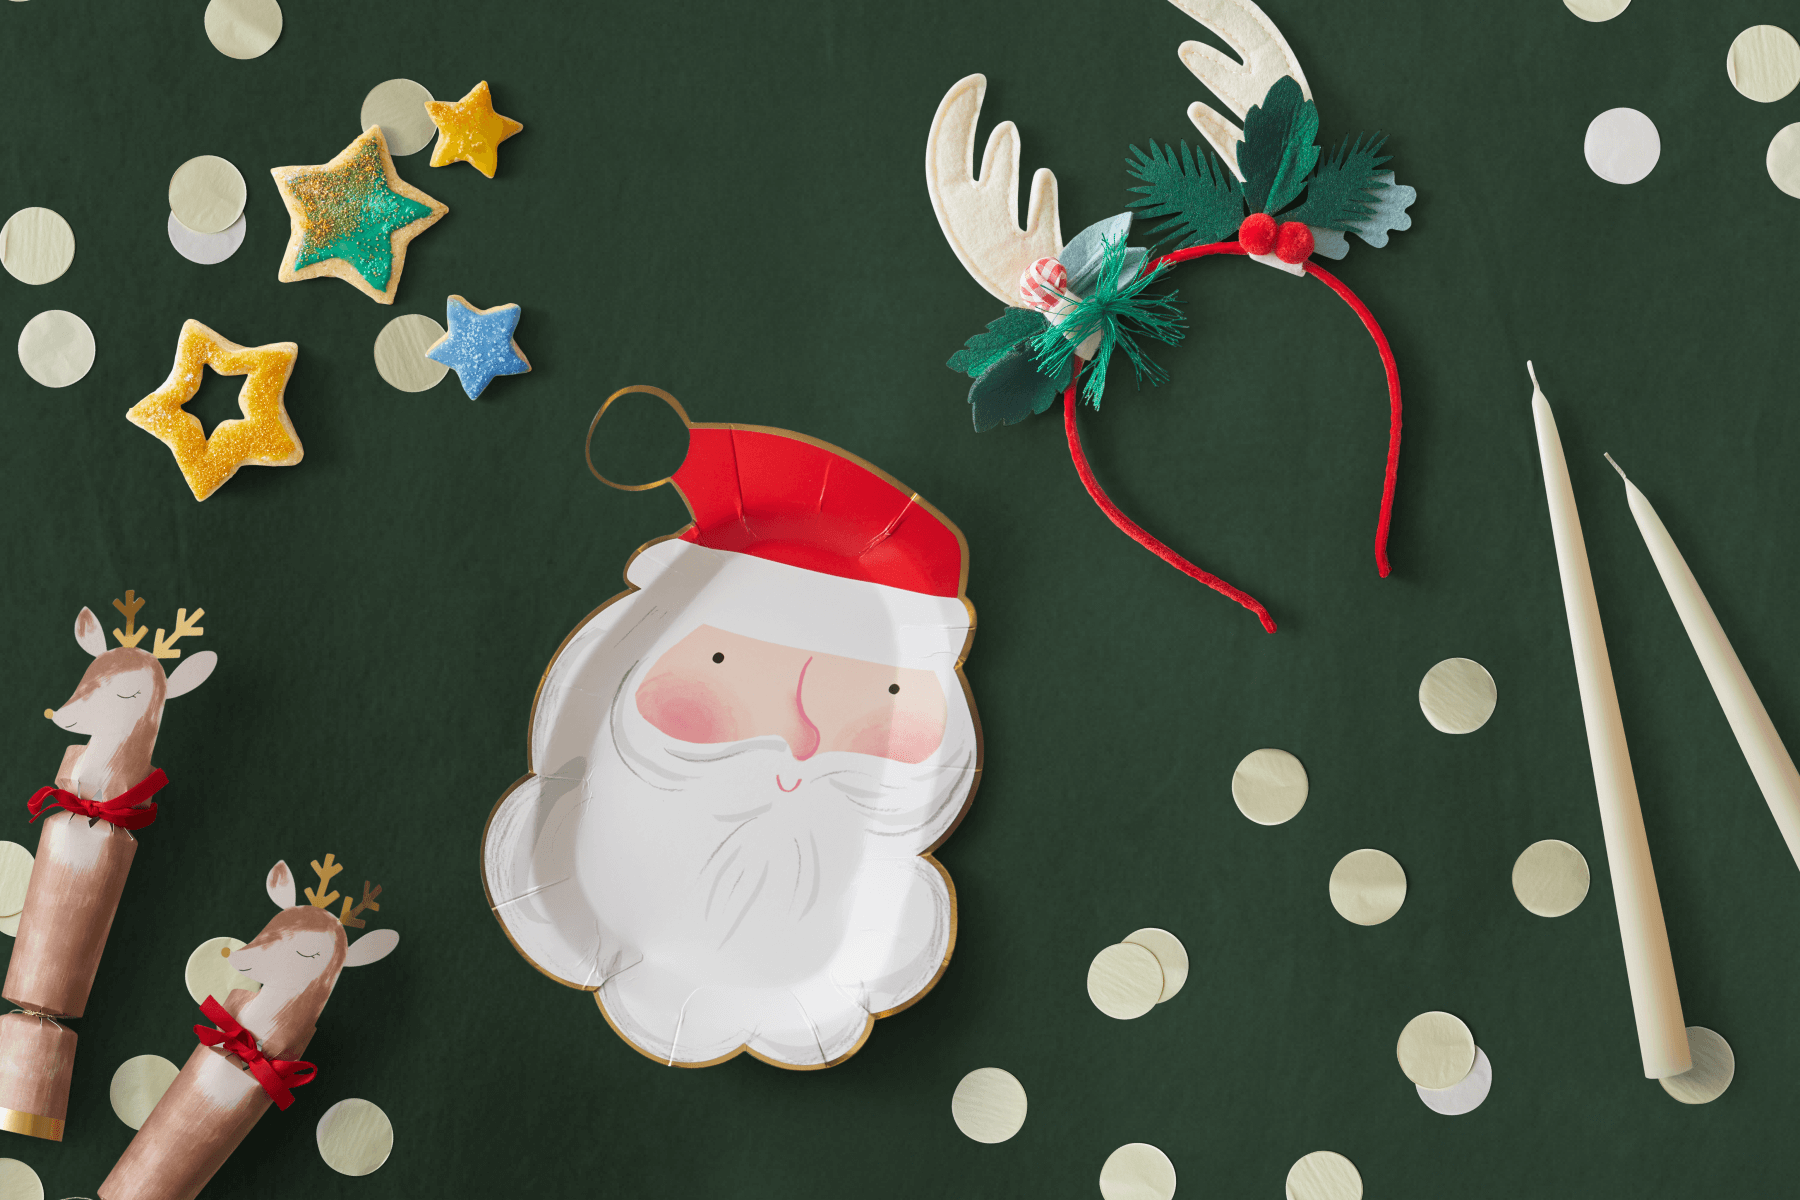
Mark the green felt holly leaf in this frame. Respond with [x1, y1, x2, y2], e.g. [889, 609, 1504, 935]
[1283, 134, 1391, 230]
[1238, 75, 1319, 215]
[967, 346, 1070, 431]
[1126, 140, 1246, 252]
[947, 307, 1049, 379]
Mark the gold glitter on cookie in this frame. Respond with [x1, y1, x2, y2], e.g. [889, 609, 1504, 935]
[425, 80, 524, 179]
[270, 126, 447, 305]
[126, 320, 303, 501]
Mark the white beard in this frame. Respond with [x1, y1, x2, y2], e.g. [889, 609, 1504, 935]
[492, 666, 974, 1068]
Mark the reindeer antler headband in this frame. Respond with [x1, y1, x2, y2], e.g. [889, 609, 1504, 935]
[927, 0, 1415, 633]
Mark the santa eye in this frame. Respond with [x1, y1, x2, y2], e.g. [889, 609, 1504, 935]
[712, 652, 724, 663]
[296, 951, 320, 959]
[888, 684, 900, 695]
[117, 690, 141, 699]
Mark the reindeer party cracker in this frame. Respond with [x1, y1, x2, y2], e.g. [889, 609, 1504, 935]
[482, 387, 979, 1070]
[929, 0, 1416, 633]
[0, 595, 214, 1141]
[99, 856, 396, 1200]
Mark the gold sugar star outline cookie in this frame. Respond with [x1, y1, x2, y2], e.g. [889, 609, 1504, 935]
[425, 80, 524, 178]
[270, 126, 448, 305]
[126, 320, 303, 501]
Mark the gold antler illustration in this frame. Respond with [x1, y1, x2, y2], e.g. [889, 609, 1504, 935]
[339, 881, 383, 929]
[111, 590, 148, 648]
[152, 607, 205, 660]
[305, 853, 343, 909]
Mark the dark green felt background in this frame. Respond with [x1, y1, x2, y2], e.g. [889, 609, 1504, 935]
[0, 0, 1796, 1195]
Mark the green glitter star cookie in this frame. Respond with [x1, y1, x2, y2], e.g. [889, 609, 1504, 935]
[270, 126, 448, 304]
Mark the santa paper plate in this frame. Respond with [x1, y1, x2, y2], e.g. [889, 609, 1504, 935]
[482, 387, 981, 1069]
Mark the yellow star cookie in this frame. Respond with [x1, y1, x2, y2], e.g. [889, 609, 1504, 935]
[126, 320, 303, 501]
[425, 81, 524, 178]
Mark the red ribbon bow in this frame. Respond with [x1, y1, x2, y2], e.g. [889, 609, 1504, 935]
[27, 768, 166, 831]
[194, 996, 317, 1110]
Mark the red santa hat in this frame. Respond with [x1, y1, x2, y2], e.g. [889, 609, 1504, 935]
[588, 387, 974, 669]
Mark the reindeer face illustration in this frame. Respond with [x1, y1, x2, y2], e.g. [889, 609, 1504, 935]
[52, 650, 164, 737]
[224, 908, 347, 996]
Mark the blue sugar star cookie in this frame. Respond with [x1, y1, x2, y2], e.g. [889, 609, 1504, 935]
[425, 295, 532, 399]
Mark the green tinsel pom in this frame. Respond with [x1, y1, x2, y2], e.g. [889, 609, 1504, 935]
[1028, 237, 1185, 408]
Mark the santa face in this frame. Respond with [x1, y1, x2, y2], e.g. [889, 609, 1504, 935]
[634, 626, 949, 764]
[483, 540, 979, 1069]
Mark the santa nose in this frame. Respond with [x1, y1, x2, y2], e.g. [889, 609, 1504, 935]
[788, 658, 822, 761]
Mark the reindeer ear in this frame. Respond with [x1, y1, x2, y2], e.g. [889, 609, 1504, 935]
[266, 861, 296, 908]
[165, 650, 217, 699]
[343, 928, 398, 968]
[74, 608, 106, 658]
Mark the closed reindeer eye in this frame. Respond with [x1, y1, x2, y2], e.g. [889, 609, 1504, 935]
[116, 690, 141, 699]
[296, 950, 320, 959]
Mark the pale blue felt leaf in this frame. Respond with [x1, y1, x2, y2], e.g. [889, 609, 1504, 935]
[1060, 213, 1133, 294]
[1345, 172, 1416, 248]
[1309, 227, 1349, 260]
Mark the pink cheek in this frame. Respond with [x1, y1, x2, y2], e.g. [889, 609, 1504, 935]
[635, 675, 739, 744]
[848, 711, 946, 764]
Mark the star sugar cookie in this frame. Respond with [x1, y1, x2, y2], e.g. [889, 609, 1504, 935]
[271, 126, 447, 304]
[425, 80, 524, 178]
[127, 320, 303, 501]
[426, 295, 531, 399]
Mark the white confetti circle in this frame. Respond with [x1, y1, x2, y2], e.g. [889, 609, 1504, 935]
[17, 310, 95, 388]
[1328, 849, 1407, 926]
[167, 210, 246, 265]
[1767, 123, 1800, 198]
[374, 313, 450, 392]
[1512, 839, 1590, 917]
[950, 1067, 1027, 1143]
[1397, 1010, 1476, 1090]
[1123, 927, 1188, 1003]
[1099, 1143, 1176, 1200]
[1563, 0, 1628, 21]
[1584, 108, 1660, 185]
[169, 156, 247, 235]
[109, 1054, 179, 1130]
[185, 936, 257, 1006]
[1661, 1027, 1735, 1104]
[1285, 1150, 1361, 1200]
[0, 207, 75, 285]
[360, 79, 436, 156]
[1417, 1045, 1493, 1115]
[317, 1098, 394, 1176]
[204, 0, 283, 59]
[1086, 942, 1164, 1020]
[1232, 747, 1309, 825]
[1418, 658, 1497, 733]
[0, 1160, 41, 1200]
[0, 843, 33, 918]
[1727, 25, 1800, 103]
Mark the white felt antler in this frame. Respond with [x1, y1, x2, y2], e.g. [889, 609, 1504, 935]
[925, 74, 1064, 306]
[1167, 0, 1311, 180]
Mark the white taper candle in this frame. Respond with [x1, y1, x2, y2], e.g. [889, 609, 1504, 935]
[1607, 454, 1800, 873]
[1530, 363, 1690, 1079]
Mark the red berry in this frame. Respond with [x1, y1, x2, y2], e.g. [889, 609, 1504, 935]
[1275, 222, 1315, 264]
[1238, 212, 1277, 256]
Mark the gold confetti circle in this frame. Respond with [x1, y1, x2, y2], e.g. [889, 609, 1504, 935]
[1728, 25, 1800, 103]
[1418, 657, 1497, 734]
[1767, 123, 1800, 198]
[18, 310, 95, 389]
[316, 1098, 394, 1176]
[360, 80, 437, 156]
[1563, 0, 1629, 21]
[1098, 1143, 1176, 1200]
[1511, 839, 1590, 917]
[169, 156, 247, 235]
[1328, 849, 1407, 926]
[0, 843, 33, 918]
[0, 1160, 42, 1200]
[203, 0, 283, 59]
[1661, 1027, 1735, 1104]
[185, 936, 256, 1006]
[374, 314, 450, 392]
[950, 1067, 1027, 1143]
[109, 1055, 179, 1130]
[1231, 747, 1309, 825]
[1123, 927, 1188, 1003]
[1396, 1010, 1476, 1090]
[1285, 1150, 1362, 1200]
[0, 208, 75, 285]
[1086, 942, 1164, 1020]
